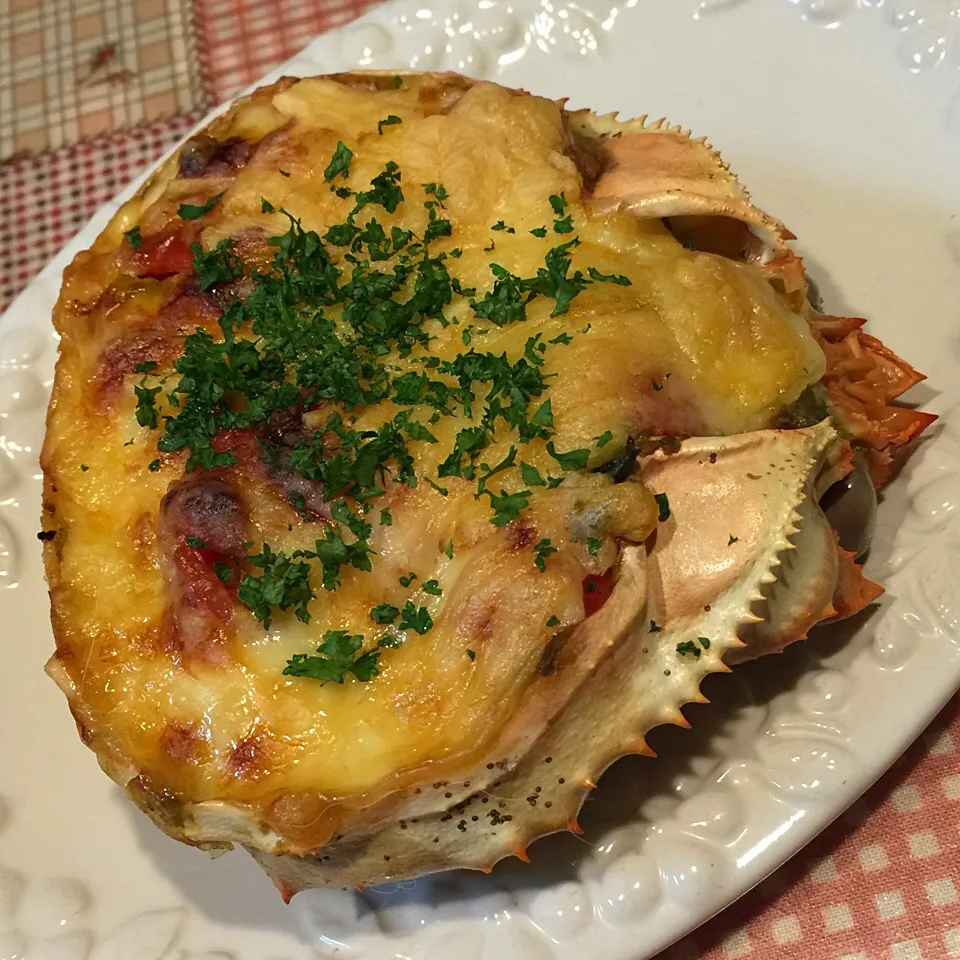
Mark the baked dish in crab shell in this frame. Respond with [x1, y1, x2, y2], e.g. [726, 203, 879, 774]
[40, 71, 934, 894]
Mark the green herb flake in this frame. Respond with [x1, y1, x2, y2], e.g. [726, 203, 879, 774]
[378, 115, 402, 135]
[490, 220, 515, 234]
[380, 508, 393, 526]
[485, 488, 531, 527]
[213, 561, 234, 583]
[676, 640, 701, 659]
[444, 540, 455, 559]
[586, 537, 602, 557]
[422, 579, 443, 596]
[520, 461, 545, 487]
[530, 226, 548, 238]
[370, 603, 400, 624]
[134, 381, 162, 429]
[546, 440, 590, 471]
[399, 572, 418, 587]
[649, 620, 662, 633]
[185, 536, 207, 548]
[261, 197, 275, 213]
[594, 430, 613, 448]
[546, 615, 560, 627]
[424, 182, 448, 201]
[124, 226, 142, 249]
[190, 237, 242, 291]
[533, 538, 557, 572]
[148, 459, 160, 472]
[323, 141, 354, 182]
[654, 492, 671, 522]
[80, 464, 89, 472]
[466, 648, 476, 660]
[728, 534, 739, 546]
[239, 543, 315, 629]
[284, 630, 380, 684]
[424, 476, 449, 496]
[398, 601, 433, 635]
[178, 192, 224, 220]
[134, 360, 157, 374]
[587, 266, 631, 286]
[698, 636, 711, 649]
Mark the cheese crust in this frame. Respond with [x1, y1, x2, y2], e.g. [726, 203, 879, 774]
[43, 73, 856, 879]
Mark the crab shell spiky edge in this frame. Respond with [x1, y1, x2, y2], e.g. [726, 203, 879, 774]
[249, 422, 843, 892]
[566, 108, 792, 264]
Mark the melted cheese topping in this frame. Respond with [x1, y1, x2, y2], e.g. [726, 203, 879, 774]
[43, 76, 825, 843]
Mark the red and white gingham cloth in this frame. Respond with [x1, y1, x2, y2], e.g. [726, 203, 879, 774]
[1, 2, 958, 956]
[0, 115, 200, 310]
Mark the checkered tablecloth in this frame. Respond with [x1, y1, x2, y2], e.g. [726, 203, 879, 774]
[1, 2, 958, 956]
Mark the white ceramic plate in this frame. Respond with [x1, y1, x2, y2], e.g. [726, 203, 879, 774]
[2, 2, 960, 959]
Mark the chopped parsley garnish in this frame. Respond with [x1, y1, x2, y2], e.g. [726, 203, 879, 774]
[676, 636, 711, 659]
[284, 630, 381, 683]
[547, 440, 590, 471]
[147, 459, 160, 472]
[587, 266, 630, 286]
[728, 534, 739, 546]
[185, 536, 207, 548]
[549, 193, 573, 234]
[370, 603, 400, 624]
[135, 149, 646, 683]
[533, 538, 557, 571]
[213, 561, 234, 583]
[238, 543, 315, 629]
[398, 601, 433, 635]
[485, 488, 532, 526]
[124, 226, 142, 249]
[378, 115, 402, 135]
[520, 461, 545, 487]
[654, 492, 671, 522]
[546, 615, 560, 627]
[178, 192, 223, 220]
[134, 381, 161, 429]
[323, 141, 353, 181]
[191, 238, 242, 291]
[466, 648, 476, 660]
[586, 537, 602, 557]
[80, 464, 89, 472]
[134, 360, 157, 374]
[649, 620, 662, 633]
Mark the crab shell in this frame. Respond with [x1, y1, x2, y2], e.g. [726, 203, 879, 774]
[226, 75, 929, 894]
[40, 70, 932, 895]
